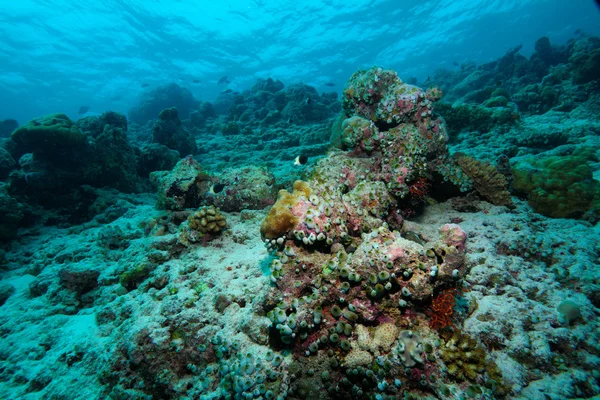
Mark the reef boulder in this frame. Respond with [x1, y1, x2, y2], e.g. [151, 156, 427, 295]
[128, 83, 199, 125]
[151, 155, 211, 210]
[152, 107, 198, 156]
[11, 113, 86, 157]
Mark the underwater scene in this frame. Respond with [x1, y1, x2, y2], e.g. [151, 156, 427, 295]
[1, 1, 600, 399]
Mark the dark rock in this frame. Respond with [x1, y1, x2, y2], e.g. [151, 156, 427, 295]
[29, 277, 50, 297]
[152, 108, 198, 156]
[58, 268, 100, 295]
[0, 147, 16, 179]
[0, 185, 24, 241]
[190, 102, 217, 128]
[150, 155, 211, 210]
[136, 143, 180, 178]
[128, 83, 199, 125]
[0, 282, 15, 306]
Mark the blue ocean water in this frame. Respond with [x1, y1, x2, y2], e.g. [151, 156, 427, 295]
[0, 1, 600, 400]
[0, 0, 599, 123]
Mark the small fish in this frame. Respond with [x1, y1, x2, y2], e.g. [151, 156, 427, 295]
[78, 106, 90, 114]
[193, 79, 201, 83]
[294, 155, 308, 165]
[452, 61, 459, 67]
[221, 88, 233, 94]
[424, 76, 431, 84]
[141, 83, 150, 88]
[324, 82, 335, 87]
[403, 231, 425, 246]
[305, 97, 312, 105]
[218, 76, 230, 84]
[210, 183, 226, 195]
[287, 117, 293, 124]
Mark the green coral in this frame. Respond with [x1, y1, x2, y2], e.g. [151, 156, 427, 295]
[120, 263, 152, 291]
[11, 113, 86, 150]
[511, 147, 600, 219]
[483, 96, 508, 108]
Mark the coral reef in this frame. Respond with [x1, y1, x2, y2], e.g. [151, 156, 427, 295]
[2, 112, 143, 224]
[76, 111, 140, 192]
[10, 113, 86, 153]
[136, 143, 180, 178]
[0, 183, 24, 241]
[226, 78, 339, 128]
[253, 68, 508, 399]
[1, 32, 600, 400]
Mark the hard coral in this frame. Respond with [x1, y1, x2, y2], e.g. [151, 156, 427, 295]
[439, 330, 505, 394]
[355, 323, 399, 353]
[188, 205, 227, 234]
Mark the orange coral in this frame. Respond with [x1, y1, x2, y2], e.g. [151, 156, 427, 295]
[427, 288, 457, 329]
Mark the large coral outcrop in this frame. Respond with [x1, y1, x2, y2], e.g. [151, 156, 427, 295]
[10, 113, 86, 157]
[259, 68, 504, 399]
[128, 83, 199, 125]
[152, 107, 198, 156]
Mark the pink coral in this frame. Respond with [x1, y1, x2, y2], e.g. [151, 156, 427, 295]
[440, 223, 467, 250]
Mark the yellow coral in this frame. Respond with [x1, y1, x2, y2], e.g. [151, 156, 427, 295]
[260, 180, 311, 240]
[343, 348, 373, 368]
[356, 325, 372, 350]
[188, 205, 227, 234]
[355, 323, 398, 353]
[372, 323, 399, 351]
[440, 330, 504, 392]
